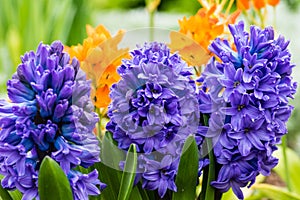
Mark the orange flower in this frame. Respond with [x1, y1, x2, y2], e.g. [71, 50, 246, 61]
[65, 24, 128, 109]
[171, 1, 240, 66]
[237, 0, 250, 10]
[267, 0, 280, 6]
[237, 0, 280, 10]
[168, 31, 211, 69]
[236, 0, 281, 28]
[253, 0, 266, 9]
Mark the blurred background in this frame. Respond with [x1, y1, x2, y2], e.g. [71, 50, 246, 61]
[0, 0, 300, 153]
[1, 1, 300, 199]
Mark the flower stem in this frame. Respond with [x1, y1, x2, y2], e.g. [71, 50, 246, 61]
[257, 9, 265, 28]
[149, 11, 154, 41]
[272, 6, 277, 29]
[200, 114, 216, 200]
[282, 135, 291, 191]
[205, 138, 216, 200]
[95, 107, 103, 139]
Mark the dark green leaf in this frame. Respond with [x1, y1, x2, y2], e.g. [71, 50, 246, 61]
[38, 156, 72, 200]
[128, 184, 143, 200]
[94, 132, 125, 200]
[173, 135, 199, 200]
[135, 182, 154, 200]
[118, 144, 137, 200]
[0, 174, 25, 200]
[0, 180, 12, 200]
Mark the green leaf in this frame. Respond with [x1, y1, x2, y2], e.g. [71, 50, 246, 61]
[38, 156, 73, 200]
[94, 162, 121, 200]
[0, 174, 23, 200]
[94, 132, 125, 200]
[250, 183, 300, 200]
[118, 144, 137, 200]
[131, 182, 156, 200]
[0, 182, 12, 200]
[173, 135, 199, 200]
[128, 184, 143, 200]
[75, 165, 91, 174]
[101, 132, 126, 174]
[7, 190, 22, 200]
[273, 146, 300, 194]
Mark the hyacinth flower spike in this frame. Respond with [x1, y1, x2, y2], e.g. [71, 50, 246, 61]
[198, 20, 296, 199]
[106, 42, 203, 198]
[0, 41, 106, 200]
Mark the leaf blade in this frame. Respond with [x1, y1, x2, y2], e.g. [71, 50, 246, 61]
[118, 144, 137, 200]
[250, 183, 300, 200]
[173, 135, 199, 200]
[94, 132, 125, 200]
[273, 146, 300, 194]
[0, 181, 12, 200]
[38, 156, 73, 200]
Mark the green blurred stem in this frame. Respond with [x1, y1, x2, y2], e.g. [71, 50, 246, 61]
[95, 107, 102, 139]
[202, 114, 216, 200]
[149, 11, 154, 41]
[282, 135, 291, 192]
[272, 7, 277, 29]
[205, 138, 216, 200]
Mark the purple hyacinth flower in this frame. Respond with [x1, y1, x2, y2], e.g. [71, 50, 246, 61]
[211, 162, 257, 200]
[141, 155, 178, 198]
[107, 42, 200, 197]
[0, 41, 105, 199]
[219, 63, 246, 101]
[228, 115, 271, 156]
[107, 42, 199, 154]
[221, 91, 261, 130]
[68, 169, 106, 200]
[198, 20, 296, 199]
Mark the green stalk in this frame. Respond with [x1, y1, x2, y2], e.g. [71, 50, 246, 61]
[272, 6, 277, 29]
[146, 0, 160, 41]
[149, 10, 154, 41]
[95, 107, 102, 139]
[205, 138, 216, 200]
[282, 135, 291, 192]
[200, 114, 216, 200]
[257, 9, 265, 28]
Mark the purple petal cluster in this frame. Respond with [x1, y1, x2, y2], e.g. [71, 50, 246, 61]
[0, 41, 105, 200]
[198, 21, 297, 199]
[107, 42, 200, 197]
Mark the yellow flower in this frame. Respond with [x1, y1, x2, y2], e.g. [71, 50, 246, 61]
[65, 24, 128, 109]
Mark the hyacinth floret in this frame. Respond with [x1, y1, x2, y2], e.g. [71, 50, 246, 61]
[198, 21, 297, 199]
[0, 41, 105, 200]
[107, 42, 200, 197]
